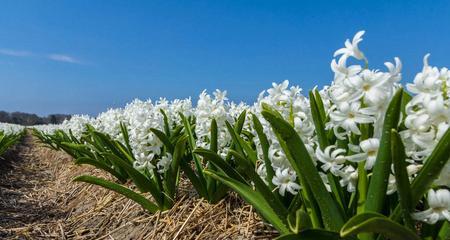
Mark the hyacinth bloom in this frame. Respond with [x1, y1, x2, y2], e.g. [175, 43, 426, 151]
[330, 55, 362, 85]
[412, 189, 450, 224]
[32, 30, 450, 236]
[35, 30, 449, 194]
[334, 30, 366, 60]
[345, 138, 380, 170]
[272, 168, 300, 196]
[0, 123, 25, 134]
[34, 30, 450, 195]
[338, 165, 358, 192]
[315, 145, 346, 175]
[329, 102, 375, 135]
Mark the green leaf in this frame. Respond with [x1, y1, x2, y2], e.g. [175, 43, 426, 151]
[210, 118, 218, 153]
[194, 148, 247, 183]
[90, 131, 134, 168]
[410, 126, 450, 201]
[391, 126, 450, 221]
[298, 174, 323, 228]
[160, 109, 171, 137]
[170, 135, 187, 174]
[262, 108, 345, 231]
[225, 121, 258, 164]
[170, 125, 184, 143]
[340, 212, 420, 240]
[120, 122, 133, 155]
[61, 142, 94, 157]
[261, 102, 284, 119]
[313, 89, 327, 122]
[180, 113, 207, 191]
[310, 91, 346, 217]
[235, 110, 247, 133]
[104, 153, 162, 205]
[150, 128, 174, 153]
[365, 88, 403, 213]
[438, 221, 450, 240]
[276, 229, 343, 240]
[113, 141, 135, 163]
[73, 175, 159, 213]
[210, 183, 229, 203]
[207, 118, 219, 199]
[356, 162, 368, 215]
[252, 114, 276, 189]
[75, 157, 127, 183]
[229, 150, 288, 220]
[204, 169, 290, 233]
[287, 209, 312, 233]
[309, 90, 329, 149]
[390, 129, 414, 228]
[164, 135, 187, 200]
[224, 120, 243, 156]
[180, 160, 208, 199]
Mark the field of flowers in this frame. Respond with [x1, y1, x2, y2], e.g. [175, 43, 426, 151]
[32, 31, 450, 239]
[0, 123, 24, 157]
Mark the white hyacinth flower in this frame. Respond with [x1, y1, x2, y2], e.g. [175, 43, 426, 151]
[412, 189, 450, 224]
[157, 153, 172, 174]
[315, 145, 346, 175]
[329, 102, 375, 135]
[338, 165, 358, 192]
[330, 54, 362, 85]
[347, 69, 391, 106]
[345, 138, 380, 170]
[334, 30, 366, 61]
[272, 168, 301, 196]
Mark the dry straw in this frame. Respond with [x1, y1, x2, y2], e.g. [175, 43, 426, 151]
[0, 134, 276, 239]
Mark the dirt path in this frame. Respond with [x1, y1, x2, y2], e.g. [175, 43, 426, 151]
[0, 134, 274, 240]
[0, 134, 67, 239]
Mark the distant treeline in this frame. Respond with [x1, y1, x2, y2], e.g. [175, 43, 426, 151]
[0, 111, 71, 126]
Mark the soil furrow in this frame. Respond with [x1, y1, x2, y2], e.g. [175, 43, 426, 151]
[0, 134, 274, 239]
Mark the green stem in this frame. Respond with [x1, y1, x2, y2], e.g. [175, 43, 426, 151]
[357, 162, 368, 214]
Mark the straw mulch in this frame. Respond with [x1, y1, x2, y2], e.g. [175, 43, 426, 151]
[0, 134, 277, 239]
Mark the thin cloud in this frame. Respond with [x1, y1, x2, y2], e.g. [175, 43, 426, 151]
[47, 54, 82, 64]
[0, 49, 32, 57]
[0, 48, 85, 64]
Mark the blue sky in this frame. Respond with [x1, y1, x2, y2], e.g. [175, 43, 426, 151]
[1, 1, 449, 116]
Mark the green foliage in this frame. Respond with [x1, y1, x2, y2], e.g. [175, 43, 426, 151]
[34, 89, 450, 239]
[35, 113, 189, 212]
[0, 129, 24, 157]
[73, 175, 159, 213]
[365, 88, 403, 213]
[341, 212, 419, 240]
[261, 104, 345, 231]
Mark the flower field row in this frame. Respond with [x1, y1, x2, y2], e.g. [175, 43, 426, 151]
[0, 123, 25, 157]
[33, 31, 450, 239]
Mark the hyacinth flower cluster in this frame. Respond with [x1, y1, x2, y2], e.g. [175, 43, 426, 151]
[33, 31, 450, 239]
[252, 80, 314, 196]
[0, 122, 25, 135]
